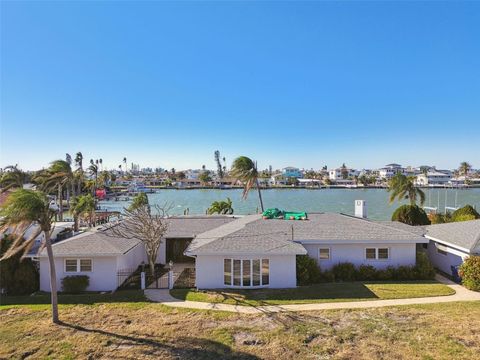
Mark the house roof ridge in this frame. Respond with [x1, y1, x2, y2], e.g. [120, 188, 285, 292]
[338, 212, 426, 237]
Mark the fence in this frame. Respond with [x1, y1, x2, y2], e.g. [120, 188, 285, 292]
[117, 267, 169, 289]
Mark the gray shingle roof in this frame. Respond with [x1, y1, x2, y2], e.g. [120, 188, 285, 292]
[38, 216, 237, 257]
[186, 213, 426, 255]
[38, 231, 142, 257]
[425, 220, 480, 252]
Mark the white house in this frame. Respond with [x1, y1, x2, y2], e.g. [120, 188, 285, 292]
[36, 207, 430, 292]
[36, 216, 236, 292]
[328, 167, 359, 181]
[415, 171, 452, 186]
[423, 220, 480, 276]
[378, 163, 405, 179]
[184, 206, 427, 289]
[184, 215, 307, 289]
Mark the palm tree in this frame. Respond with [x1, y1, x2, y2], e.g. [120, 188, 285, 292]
[387, 173, 425, 206]
[208, 197, 234, 215]
[123, 157, 127, 173]
[70, 194, 96, 231]
[98, 170, 111, 188]
[99, 158, 103, 171]
[0, 189, 59, 323]
[459, 162, 472, 185]
[74, 152, 84, 195]
[88, 163, 98, 196]
[230, 156, 264, 212]
[35, 160, 73, 221]
[0, 165, 28, 193]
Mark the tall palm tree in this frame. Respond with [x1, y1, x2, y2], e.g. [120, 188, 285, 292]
[99, 158, 103, 171]
[0, 165, 28, 193]
[35, 160, 73, 221]
[70, 194, 96, 231]
[123, 157, 127, 173]
[459, 162, 472, 185]
[88, 163, 99, 196]
[74, 152, 84, 196]
[387, 173, 425, 206]
[0, 189, 59, 323]
[230, 156, 264, 212]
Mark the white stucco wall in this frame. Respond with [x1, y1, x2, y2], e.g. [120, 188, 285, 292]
[117, 243, 146, 271]
[40, 256, 119, 292]
[301, 242, 417, 270]
[195, 254, 297, 289]
[425, 240, 468, 275]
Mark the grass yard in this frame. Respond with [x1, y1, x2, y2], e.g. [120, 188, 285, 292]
[1, 300, 480, 359]
[170, 280, 455, 306]
[0, 290, 147, 306]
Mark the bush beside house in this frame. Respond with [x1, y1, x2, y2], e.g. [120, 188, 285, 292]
[458, 256, 480, 291]
[296, 252, 435, 285]
[61, 275, 90, 293]
[0, 235, 39, 295]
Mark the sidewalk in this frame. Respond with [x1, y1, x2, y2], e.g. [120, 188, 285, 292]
[144, 275, 480, 314]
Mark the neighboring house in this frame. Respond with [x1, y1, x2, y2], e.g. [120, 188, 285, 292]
[328, 167, 359, 181]
[282, 167, 303, 179]
[378, 163, 405, 179]
[35, 216, 236, 292]
[424, 220, 480, 276]
[415, 171, 452, 186]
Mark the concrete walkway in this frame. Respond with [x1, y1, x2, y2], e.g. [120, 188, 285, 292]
[144, 275, 480, 314]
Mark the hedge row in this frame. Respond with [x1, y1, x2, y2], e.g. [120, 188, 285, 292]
[297, 252, 436, 285]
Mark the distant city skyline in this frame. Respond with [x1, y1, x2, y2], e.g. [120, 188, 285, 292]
[1, 2, 479, 171]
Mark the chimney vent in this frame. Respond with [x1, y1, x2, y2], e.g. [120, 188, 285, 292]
[355, 200, 367, 218]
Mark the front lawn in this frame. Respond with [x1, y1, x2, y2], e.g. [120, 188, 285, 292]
[0, 290, 147, 306]
[170, 280, 455, 306]
[2, 300, 480, 359]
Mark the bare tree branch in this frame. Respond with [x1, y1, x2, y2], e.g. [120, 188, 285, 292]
[106, 203, 174, 274]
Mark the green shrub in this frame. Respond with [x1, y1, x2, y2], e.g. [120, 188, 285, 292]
[392, 205, 430, 226]
[0, 235, 39, 295]
[61, 275, 90, 293]
[320, 270, 335, 283]
[452, 214, 476, 222]
[414, 251, 436, 280]
[356, 265, 377, 281]
[451, 205, 480, 222]
[459, 256, 480, 291]
[296, 255, 321, 285]
[394, 266, 416, 280]
[332, 262, 356, 281]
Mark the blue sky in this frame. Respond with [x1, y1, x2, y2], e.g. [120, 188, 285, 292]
[1, 1, 479, 171]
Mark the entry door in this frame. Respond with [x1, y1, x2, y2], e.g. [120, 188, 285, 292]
[166, 238, 193, 263]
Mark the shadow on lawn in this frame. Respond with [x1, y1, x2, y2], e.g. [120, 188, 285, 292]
[0, 290, 148, 306]
[59, 321, 259, 360]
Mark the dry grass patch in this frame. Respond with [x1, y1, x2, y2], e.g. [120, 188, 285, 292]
[1, 301, 480, 359]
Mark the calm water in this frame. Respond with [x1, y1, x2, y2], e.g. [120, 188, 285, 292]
[98, 188, 480, 221]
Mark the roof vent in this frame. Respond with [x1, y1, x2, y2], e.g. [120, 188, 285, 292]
[355, 200, 367, 218]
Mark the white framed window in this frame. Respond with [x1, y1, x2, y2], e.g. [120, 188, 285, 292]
[223, 258, 269, 287]
[365, 248, 389, 260]
[319, 248, 330, 260]
[64, 258, 93, 273]
[365, 248, 377, 260]
[65, 259, 78, 272]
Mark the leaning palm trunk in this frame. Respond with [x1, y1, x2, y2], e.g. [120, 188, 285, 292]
[255, 178, 264, 213]
[44, 231, 59, 323]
